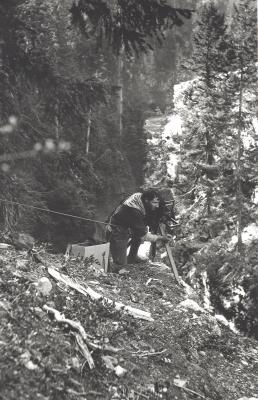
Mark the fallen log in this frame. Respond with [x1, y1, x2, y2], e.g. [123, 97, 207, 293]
[47, 267, 154, 322]
[74, 333, 95, 370]
[43, 305, 95, 369]
[43, 305, 88, 339]
[43, 305, 120, 353]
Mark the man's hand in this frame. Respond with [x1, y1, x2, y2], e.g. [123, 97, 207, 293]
[157, 235, 172, 244]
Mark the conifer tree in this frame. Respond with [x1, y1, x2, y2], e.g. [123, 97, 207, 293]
[70, 0, 192, 56]
[178, 1, 230, 216]
[221, 0, 257, 249]
[71, 0, 192, 136]
[176, 0, 257, 246]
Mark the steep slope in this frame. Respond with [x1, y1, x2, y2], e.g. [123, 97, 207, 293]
[0, 245, 257, 400]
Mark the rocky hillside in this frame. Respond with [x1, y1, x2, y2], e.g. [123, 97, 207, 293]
[0, 244, 257, 400]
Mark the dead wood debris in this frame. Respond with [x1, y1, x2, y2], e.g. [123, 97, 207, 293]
[43, 305, 94, 369]
[131, 349, 167, 358]
[74, 332, 95, 370]
[43, 305, 120, 370]
[173, 382, 206, 399]
[66, 388, 103, 397]
[43, 305, 88, 340]
[47, 267, 154, 322]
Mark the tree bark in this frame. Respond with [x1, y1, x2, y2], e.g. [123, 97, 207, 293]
[0, 38, 3, 68]
[227, 0, 234, 29]
[205, 130, 214, 216]
[236, 67, 244, 251]
[54, 101, 60, 141]
[85, 108, 92, 155]
[117, 50, 123, 137]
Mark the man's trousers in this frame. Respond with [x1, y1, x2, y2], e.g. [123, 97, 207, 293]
[108, 225, 141, 266]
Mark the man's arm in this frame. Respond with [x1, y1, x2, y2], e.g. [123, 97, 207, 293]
[127, 208, 171, 244]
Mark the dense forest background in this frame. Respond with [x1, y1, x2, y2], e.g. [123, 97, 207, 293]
[157, 0, 257, 338]
[0, 0, 194, 248]
[0, 0, 257, 338]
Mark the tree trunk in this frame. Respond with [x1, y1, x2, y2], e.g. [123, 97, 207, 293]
[54, 102, 60, 141]
[236, 68, 244, 251]
[85, 108, 92, 155]
[227, 0, 234, 29]
[204, 41, 213, 215]
[205, 130, 214, 216]
[0, 38, 3, 68]
[117, 51, 123, 137]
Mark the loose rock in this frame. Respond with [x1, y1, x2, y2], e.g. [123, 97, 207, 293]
[37, 277, 52, 296]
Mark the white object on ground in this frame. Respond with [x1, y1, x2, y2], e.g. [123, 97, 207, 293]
[48, 268, 154, 322]
[149, 261, 170, 271]
[136, 241, 151, 259]
[229, 223, 258, 247]
[66, 242, 110, 273]
[114, 365, 127, 377]
[37, 277, 53, 296]
[178, 299, 205, 313]
[0, 243, 11, 249]
[237, 397, 258, 400]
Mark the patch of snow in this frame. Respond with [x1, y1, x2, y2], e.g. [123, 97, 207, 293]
[254, 187, 258, 204]
[137, 241, 151, 259]
[187, 265, 197, 281]
[174, 80, 194, 109]
[233, 286, 245, 297]
[229, 223, 258, 247]
[237, 397, 258, 400]
[180, 280, 196, 297]
[215, 314, 239, 334]
[201, 271, 212, 310]
[222, 299, 232, 310]
[148, 261, 170, 271]
[163, 115, 182, 137]
[178, 299, 206, 313]
[253, 116, 258, 133]
[167, 153, 180, 180]
[243, 131, 256, 149]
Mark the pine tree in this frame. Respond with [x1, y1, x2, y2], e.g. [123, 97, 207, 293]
[221, 0, 257, 249]
[70, 0, 192, 56]
[71, 0, 192, 136]
[177, 1, 230, 216]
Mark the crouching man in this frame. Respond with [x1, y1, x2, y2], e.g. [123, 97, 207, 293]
[106, 189, 170, 272]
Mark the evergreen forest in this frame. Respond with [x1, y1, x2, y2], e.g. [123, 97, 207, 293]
[0, 1, 258, 399]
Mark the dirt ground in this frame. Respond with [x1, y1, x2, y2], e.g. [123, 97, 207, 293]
[0, 246, 258, 400]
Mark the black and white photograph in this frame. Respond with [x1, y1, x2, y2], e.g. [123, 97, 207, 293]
[0, 0, 257, 399]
